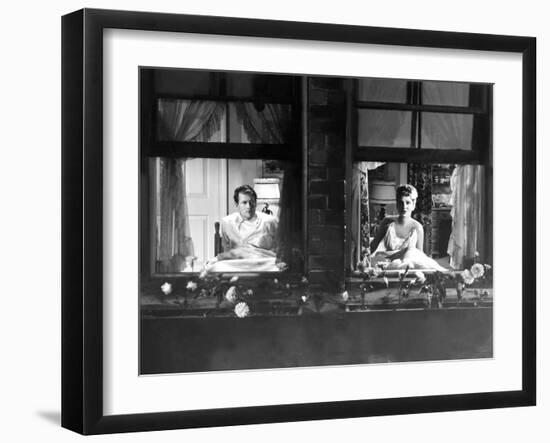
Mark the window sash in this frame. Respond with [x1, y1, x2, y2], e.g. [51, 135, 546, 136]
[353, 79, 490, 156]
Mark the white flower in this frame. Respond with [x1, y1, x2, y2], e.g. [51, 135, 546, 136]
[341, 291, 349, 301]
[301, 276, 308, 284]
[276, 262, 288, 271]
[198, 269, 208, 279]
[186, 281, 197, 291]
[234, 301, 250, 318]
[225, 286, 238, 303]
[285, 283, 291, 290]
[470, 263, 485, 279]
[246, 289, 254, 296]
[273, 278, 279, 284]
[301, 295, 308, 303]
[160, 282, 172, 295]
[229, 275, 239, 283]
[461, 269, 475, 285]
[414, 271, 426, 284]
[365, 267, 378, 277]
[474, 251, 480, 258]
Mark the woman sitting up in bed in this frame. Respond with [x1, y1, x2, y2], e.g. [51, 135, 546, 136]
[369, 184, 447, 271]
[205, 184, 280, 272]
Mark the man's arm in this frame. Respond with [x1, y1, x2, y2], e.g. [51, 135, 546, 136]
[220, 218, 232, 252]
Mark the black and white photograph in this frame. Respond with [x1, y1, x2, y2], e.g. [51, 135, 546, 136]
[139, 68, 494, 374]
[3, 0, 549, 440]
[53, 3, 540, 437]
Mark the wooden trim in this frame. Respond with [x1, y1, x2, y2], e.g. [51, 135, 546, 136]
[356, 101, 487, 114]
[150, 141, 300, 160]
[139, 69, 154, 279]
[354, 147, 484, 164]
[302, 77, 308, 275]
[155, 93, 297, 104]
[62, 8, 535, 434]
[61, 9, 85, 434]
[344, 78, 354, 272]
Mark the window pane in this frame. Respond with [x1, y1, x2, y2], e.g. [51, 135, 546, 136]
[157, 99, 226, 142]
[152, 158, 303, 274]
[352, 162, 491, 271]
[357, 78, 408, 103]
[228, 102, 291, 144]
[226, 74, 296, 100]
[154, 70, 215, 96]
[422, 82, 470, 107]
[421, 112, 473, 150]
[357, 109, 413, 148]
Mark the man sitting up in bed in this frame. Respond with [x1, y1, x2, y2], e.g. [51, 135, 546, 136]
[216, 184, 278, 263]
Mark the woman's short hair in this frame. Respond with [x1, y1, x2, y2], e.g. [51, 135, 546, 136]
[233, 184, 257, 204]
[396, 184, 418, 201]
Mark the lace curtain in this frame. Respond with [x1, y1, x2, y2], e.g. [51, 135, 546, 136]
[234, 102, 290, 144]
[155, 100, 224, 272]
[155, 99, 297, 271]
[157, 99, 225, 142]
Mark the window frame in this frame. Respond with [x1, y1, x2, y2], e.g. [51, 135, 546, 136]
[346, 78, 493, 273]
[354, 78, 492, 164]
[139, 68, 306, 282]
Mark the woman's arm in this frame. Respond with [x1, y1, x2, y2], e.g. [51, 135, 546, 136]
[415, 221, 424, 252]
[368, 218, 391, 253]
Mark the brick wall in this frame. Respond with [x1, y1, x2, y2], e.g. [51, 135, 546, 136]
[307, 77, 347, 291]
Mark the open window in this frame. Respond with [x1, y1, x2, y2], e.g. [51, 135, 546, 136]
[140, 69, 304, 279]
[349, 78, 492, 273]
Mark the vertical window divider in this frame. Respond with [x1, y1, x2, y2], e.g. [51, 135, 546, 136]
[410, 81, 419, 148]
[417, 81, 423, 149]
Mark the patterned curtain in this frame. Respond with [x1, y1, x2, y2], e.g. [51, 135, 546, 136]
[407, 163, 432, 253]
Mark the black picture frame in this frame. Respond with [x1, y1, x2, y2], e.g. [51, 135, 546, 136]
[62, 8, 536, 435]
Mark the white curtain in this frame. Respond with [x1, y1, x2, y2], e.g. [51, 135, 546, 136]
[156, 158, 194, 272]
[447, 165, 486, 269]
[155, 99, 225, 272]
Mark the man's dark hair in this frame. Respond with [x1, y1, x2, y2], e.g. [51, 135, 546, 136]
[233, 184, 257, 204]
